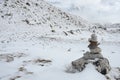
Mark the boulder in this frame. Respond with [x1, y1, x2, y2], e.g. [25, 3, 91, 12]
[72, 57, 87, 71]
[71, 52, 111, 75]
[93, 58, 111, 75]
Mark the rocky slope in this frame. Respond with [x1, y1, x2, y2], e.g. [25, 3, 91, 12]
[0, 0, 93, 42]
[0, 0, 120, 80]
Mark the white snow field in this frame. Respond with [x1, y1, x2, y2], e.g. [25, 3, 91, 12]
[0, 0, 120, 80]
[0, 36, 120, 80]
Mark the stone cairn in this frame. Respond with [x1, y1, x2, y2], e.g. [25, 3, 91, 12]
[72, 34, 111, 75]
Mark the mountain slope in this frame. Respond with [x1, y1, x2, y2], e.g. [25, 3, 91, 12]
[0, 0, 92, 41]
[0, 0, 88, 26]
[0, 0, 120, 80]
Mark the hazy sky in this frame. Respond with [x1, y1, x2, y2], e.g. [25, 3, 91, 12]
[0, 0, 120, 23]
[45, 0, 120, 23]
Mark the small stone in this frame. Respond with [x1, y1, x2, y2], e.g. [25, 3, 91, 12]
[67, 48, 71, 52]
[18, 67, 27, 72]
[88, 34, 97, 42]
[88, 34, 101, 53]
[6, 56, 14, 62]
[26, 72, 33, 74]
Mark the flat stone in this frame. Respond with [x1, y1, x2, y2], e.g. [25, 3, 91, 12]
[83, 52, 103, 60]
[90, 47, 101, 53]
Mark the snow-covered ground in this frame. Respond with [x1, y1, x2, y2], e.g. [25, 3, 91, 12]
[0, 37, 120, 80]
[0, 0, 120, 80]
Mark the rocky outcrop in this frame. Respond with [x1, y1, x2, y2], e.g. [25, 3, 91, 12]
[93, 58, 111, 75]
[72, 52, 111, 75]
[71, 34, 111, 75]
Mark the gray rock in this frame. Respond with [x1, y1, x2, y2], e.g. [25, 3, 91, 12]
[88, 34, 98, 42]
[90, 47, 101, 53]
[83, 51, 103, 60]
[105, 67, 120, 80]
[6, 56, 14, 62]
[71, 52, 111, 74]
[72, 57, 87, 71]
[71, 34, 111, 75]
[93, 58, 111, 75]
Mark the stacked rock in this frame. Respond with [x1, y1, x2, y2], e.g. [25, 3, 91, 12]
[72, 34, 111, 75]
[88, 34, 101, 54]
[83, 34, 103, 60]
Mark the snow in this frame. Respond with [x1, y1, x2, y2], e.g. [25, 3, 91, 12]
[0, 0, 120, 80]
[45, 0, 120, 23]
[0, 38, 120, 80]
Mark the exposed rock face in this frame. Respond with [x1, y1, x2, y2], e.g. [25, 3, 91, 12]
[93, 58, 111, 75]
[72, 52, 111, 74]
[71, 34, 111, 75]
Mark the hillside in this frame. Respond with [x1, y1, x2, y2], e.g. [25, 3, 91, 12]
[0, 0, 119, 43]
[0, 0, 120, 80]
[0, 0, 93, 43]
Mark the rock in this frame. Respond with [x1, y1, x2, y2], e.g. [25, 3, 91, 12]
[18, 67, 27, 72]
[71, 52, 111, 74]
[72, 57, 111, 75]
[72, 57, 87, 71]
[90, 47, 101, 53]
[9, 76, 21, 80]
[105, 67, 120, 80]
[88, 34, 98, 42]
[71, 34, 111, 75]
[93, 58, 111, 75]
[6, 56, 14, 62]
[88, 34, 101, 53]
[83, 51, 103, 60]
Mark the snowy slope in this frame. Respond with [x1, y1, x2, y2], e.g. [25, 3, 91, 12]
[0, 0, 120, 80]
[0, 0, 93, 43]
[0, 0, 119, 42]
[0, 37, 120, 80]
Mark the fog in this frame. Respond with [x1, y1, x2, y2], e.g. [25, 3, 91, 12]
[45, 0, 120, 23]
